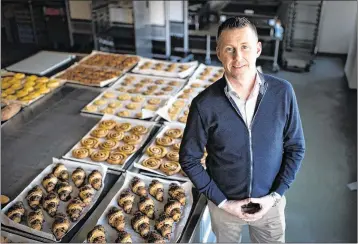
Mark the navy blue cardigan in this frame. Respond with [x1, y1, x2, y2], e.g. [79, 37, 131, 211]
[179, 73, 305, 205]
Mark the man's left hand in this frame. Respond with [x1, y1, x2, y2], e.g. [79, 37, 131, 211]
[242, 194, 275, 222]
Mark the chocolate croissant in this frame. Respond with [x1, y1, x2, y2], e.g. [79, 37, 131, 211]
[42, 173, 58, 192]
[138, 196, 155, 219]
[164, 200, 182, 222]
[79, 184, 95, 205]
[168, 183, 186, 206]
[27, 209, 44, 231]
[147, 231, 165, 243]
[71, 167, 86, 187]
[131, 212, 150, 238]
[52, 213, 70, 240]
[117, 189, 135, 214]
[87, 225, 106, 243]
[155, 213, 174, 239]
[6, 201, 25, 223]
[88, 170, 102, 190]
[115, 230, 132, 243]
[130, 177, 147, 197]
[66, 197, 86, 222]
[26, 185, 43, 210]
[53, 163, 69, 182]
[43, 192, 60, 217]
[57, 181, 73, 202]
[149, 180, 164, 202]
[108, 207, 125, 231]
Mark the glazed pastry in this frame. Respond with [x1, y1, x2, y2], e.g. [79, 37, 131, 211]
[117, 189, 135, 214]
[149, 180, 164, 202]
[27, 210, 44, 231]
[87, 225, 106, 243]
[99, 120, 117, 130]
[6, 201, 25, 223]
[166, 151, 179, 161]
[43, 192, 60, 217]
[155, 213, 174, 239]
[90, 128, 109, 138]
[107, 151, 127, 165]
[52, 213, 70, 240]
[90, 150, 110, 162]
[71, 167, 86, 187]
[88, 170, 103, 190]
[130, 177, 147, 197]
[99, 140, 119, 150]
[142, 157, 162, 170]
[53, 163, 69, 182]
[106, 131, 124, 141]
[115, 122, 132, 132]
[172, 142, 181, 151]
[131, 211, 150, 238]
[165, 128, 183, 139]
[57, 181, 73, 202]
[146, 145, 167, 159]
[117, 144, 136, 155]
[72, 147, 91, 159]
[155, 136, 174, 147]
[123, 134, 141, 145]
[66, 197, 86, 222]
[130, 125, 148, 135]
[147, 231, 165, 243]
[81, 137, 99, 149]
[79, 184, 95, 205]
[42, 173, 58, 192]
[164, 200, 182, 222]
[115, 230, 132, 243]
[138, 196, 155, 219]
[108, 207, 125, 231]
[168, 183, 186, 206]
[26, 185, 43, 210]
[160, 161, 181, 176]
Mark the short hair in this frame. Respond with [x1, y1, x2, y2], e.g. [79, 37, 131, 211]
[217, 17, 258, 41]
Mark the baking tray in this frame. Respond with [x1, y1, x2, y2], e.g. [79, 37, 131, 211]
[84, 171, 193, 243]
[1, 158, 108, 242]
[189, 63, 224, 83]
[1, 229, 40, 243]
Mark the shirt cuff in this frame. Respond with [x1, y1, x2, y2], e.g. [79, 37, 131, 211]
[272, 192, 282, 199]
[218, 199, 228, 208]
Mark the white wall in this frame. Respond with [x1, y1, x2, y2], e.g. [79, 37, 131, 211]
[317, 1, 357, 54]
[149, 0, 183, 26]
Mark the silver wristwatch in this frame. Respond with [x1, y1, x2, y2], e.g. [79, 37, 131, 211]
[270, 192, 281, 207]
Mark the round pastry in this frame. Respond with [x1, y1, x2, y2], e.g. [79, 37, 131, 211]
[162, 86, 174, 92]
[108, 101, 122, 108]
[155, 79, 165, 85]
[47, 80, 60, 89]
[166, 151, 179, 161]
[22, 86, 34, 93]
[1, 93, 7, 98]
[99, 140, 119, 150]
[142, 90, 155, 96]
[123, 134, 141, 145]
[142, 157, 162, 169]
[178, 115, 188, 123]
[115, 122, 132, 132]
[140, 78, 152, 84]
[160, 161, 181, 176]
[131, 95, 144, 103]
[147, 85, 158, 91]
[90, 150, 110, 162]
[130, 125, 148, 135]
[168, 107, 180, 115]
[81, 137, 99, 148]
[72, 147, 91, 159]
[117, 87, 127, 92]
[11, 83, 23, 90]
[146, 145, 167, 158]
[107, 152, 127, 165]
[93, 99, 106, 106]
[143, 104, 158, 111]
[134, 83, 144, 88]
[15, 90, 28, 98]
[117, 110, 130, 117]
[179, 93, 190, 99]
[172, 100, 185, 108]
[27, 75, 38, 81]
[183, 88, 193, 94]
[155, 91, 165, 96]
[169, 81, 180, 86]
[117, 144, 136, 155]
[148, 98, 161, 105]
[172, 142, 181, 151]
[165, 128, 183, 139]
[191, 83, 202, 88]
[36, 77, 49, 83]
[184, 109, 189, 115]
[90, 128, 109, 138]
[84, 104, 98, 112]
[14, 73, 25, 79]
[135, 112, 142, 119]
[100, 107, 115, 114]
[106, 131, 124, 141]
[117, 94, 131, 101]
[99, 120, 117, 130]
[87, 225, 106, 243]
[156, 136, 174, 146]
[6, 201, 25, 223]
[103, 92, 116, 98]
[126, 103, 139, 110]
[1, 82, 11, 90]
[116, 230, 132, 243]
[127, 88, 140, 94]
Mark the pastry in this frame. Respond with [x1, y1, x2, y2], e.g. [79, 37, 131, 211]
[164, 200, 182, 222]
[166, 151, 179, 161]
[149, 180, 164, 202]
[6, 201, 25, 223]
[117, 144, 136, 155]
[172, 142, 181, 151]
[146, 145, 167, 158]
[115, 230, 132, 243]
[116, 87, 126, 92]
[117, 110, 130, 117]
[66, 197, 86, 222]
[72, 147, 91, 159]
[90, 150, 110, 162]
[142, 90, 155, 95]
[123, 134, 141, 145]
[1, 103, 21, 121]
[160, 161, 181, 176]
[106, 131, 124, 141]
[81, 137, 99, 149]
[135, 112, 142, 119]
[155, 79, 165, 84]
[115, 122, 132, 132]
[27, 210, 44, 231]
[126, 103, 139, 110]
[165, 128, 183, 139]
[99, 140, 119, 150]
[94, 99, 107, 106]
[178, 116, 187, 123]
[79, 184, 95, 205]
[91, 128, 109, 138]
[162, 86, 173, 92]
[47, 80, 60, 88]
[191, 83, 201, 88]
[131, 125, 148, 135]
[178, 93, 190, 99]
[71, 167, 86, 187]
[118, 189, 135, 214]
[43, 192, 60, 217]
[108, 207, 125, 231]
[1, 195, 10, 205]
[26, 186, 43, 210]
[57, 181, 73, 202]
[156, 136, 174, 147]
[147, 231, 165, 243]
[107, 151, 127, 165]
[103, 92, 116, 99]
[117, 93, 131, 101]
[168, 81, 180, 86]
[184, 109, 189, 115]
[15, 89, 28, 98]
[127, 88, 141, 94]
[130, 176, 147, 197]
[131, 212, 150, 238]
[141, 78, 152, 84]
[0, 236, 10, 243]
[52, 213, 70, 240]
[142, 157, 162, 169]
[168, 183, 186, 206]
[36, 77, 49, 83]
[131, 95, 145, 103]
[155, 213, 174, 239]
[154, 91, 165, 96]
[138, 196, 155, 219]
[108, 101, 122, 108]
[42, 173, 58, 192]
[14, 73, 25, 79]
[99, 120, 117, 130]
[147, 85, 158, 91]
[100, 107, 115, 114]
[148, 98, 161, 105]
[53, 163, 69, 182]
[37, 86, 51, 94]
[88, 170, 103, 190]
[87, 225, 106, 243]
[143, 105, 158, 111]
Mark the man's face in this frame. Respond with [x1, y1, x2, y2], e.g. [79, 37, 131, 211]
[216, 26, 262, 82]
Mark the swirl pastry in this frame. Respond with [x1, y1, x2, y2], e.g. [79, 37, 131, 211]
[147, 231, 165, 243]
[146, 145, 167, 159]
[155, 136, 173, 147]
[53, 163, 69, 182]
[88, 170, 103, 190]
[26, 185, 43, 210]
[168, 183, 186, 206]
[123, 134, 141, 145]
[160, 161, 181, 176]
[115, 122, 132, 132]
[149, 180, 164, 202]
[71, 167, 86, 188]
[56, 181, 73, 202]
[138, 196, 155, 219]
[42, 173, 58, 192]
[172, 142, 181, 151]
[117, 189, 135, 214]
[43, 192, 60, 217]
[72, 147, 91, 159]
[117, 111, 130, 117]
[106, 131, 124, 141]
[131, 212, 150, 238]
[27, 210, 44, 231]
[117, 144, 136, 155]
[118, 93, 131, 101]
[155, 213, 174, 239]
[90, 128, 109, 138]
[130, 177, 147, 197]
[164, 200, 182, 222]
[79, 184, 95, 205]
[142, 157, 162, 169]
[52, 213, 70, 240]
[107, 151, 127, 165]
[90, 150, 110, 162]
[81, 137, 99, 149]
[178, 116, 187, 123]
[126, 103, 139, 110]
[6, 201, 25, 223]
[108, 207, 125, 231]
[165, 128, 183, 139]
[99, 140, 118, 150]
[115, 230, 132, 243]
[98, 120, 117, 130]
[66, 197, 86, 222]
[166, 151, 179, 162]
[130, 125, 148, 135]
[87, 225, 106, 243]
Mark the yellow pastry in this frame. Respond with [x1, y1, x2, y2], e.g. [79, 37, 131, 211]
[117, 111, 130, 117]
[27, 92, 41, 100]
[131, 95, 145, 103]
[165, 128, 183, 138]
[115, 123, 132, 132]
[9, 78, 21, 84]
[156, 136, 174, 146]
[2, 77, 12, 82]
[123, 134, 141, 145]
[117, 94, 131, 101]
[166, 151, 179, 161]
[126, 103, 139, 110]
[172, 100, 185, 108]
[146, 145, 167, 158]
[16, 90, 29, 98]
[14, 73, 25, 79]
[5, 95, 17, 100]
[160, 161, 181, 176]
[172, 142, 181, 151]
[1, 82, 11, 89]
[169, 81, 180, 86]
[90, 150, 110, 162]
[11, 83, 23, 90]
[19, 96, 32, 102]
[24, 81, 36, 87]
[108, 101, 121, 108]
[36, 77, 49, 83]
[47, 80, 60, 88]
[107, 152, 127, 165]
[100, 107, 115, 114]
[4, 88, 15, 95]
[143, 105, 158, 111]
[106, 131, 124, 141]
[117, 144, 136, 154]
[81, 137, 99, 148]
[91, 128, 109, 138]
[22, 86, 34, 93]
[34, 83, 44, 89]
[99, 120, 117, 130]
[26, 75, 38, 81]
[37, 86, 50, 94]
[1, 93, 7, 98]
[162, 86, 174, 92]
[84, 104, 98, 112]
[103, 92, 116, 99]
[178, 115, 188, 123]
[131, 125, 148, 135]
[142, 157, 162, 169]
[94, 99, 107, 105]
[116, 87, 126, 92]
[191, 83, 202, 88]
[148, 98, 161, 105]
[135, 112, 142, 119]
[72, 147, 91, 159]
[99, 140, 119, 150]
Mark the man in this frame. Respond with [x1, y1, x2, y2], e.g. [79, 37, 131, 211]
[179, 17, 305, 243]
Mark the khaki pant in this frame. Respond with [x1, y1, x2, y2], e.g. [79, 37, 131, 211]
[208, 196, 286, 243]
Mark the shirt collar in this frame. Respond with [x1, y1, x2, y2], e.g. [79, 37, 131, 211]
[224, 71, 262, 99]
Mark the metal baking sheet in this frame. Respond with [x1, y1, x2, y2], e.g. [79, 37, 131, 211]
[189, 63, 224, 83]
[1, 229, 40, 243]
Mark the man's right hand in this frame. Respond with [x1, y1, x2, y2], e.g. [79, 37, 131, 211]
[221, 199, 260, 221]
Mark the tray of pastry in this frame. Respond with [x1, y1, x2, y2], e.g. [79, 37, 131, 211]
[1, 158, 107, 242]
[131, 57, 199, 79]
[108, 73, 188, 97]
[1, 73, 65, 107]
[77, 50, 139, 72]
[189, 63, 224, 83]
[84, 171, 193, 243]
[63, 114, 158, 172]
[81, 90, 170, 120]
[1, 230, 40, 243]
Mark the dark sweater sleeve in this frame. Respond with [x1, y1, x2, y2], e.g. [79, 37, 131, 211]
[179, 101, 227, 206]
[272, 85, 306, 195]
